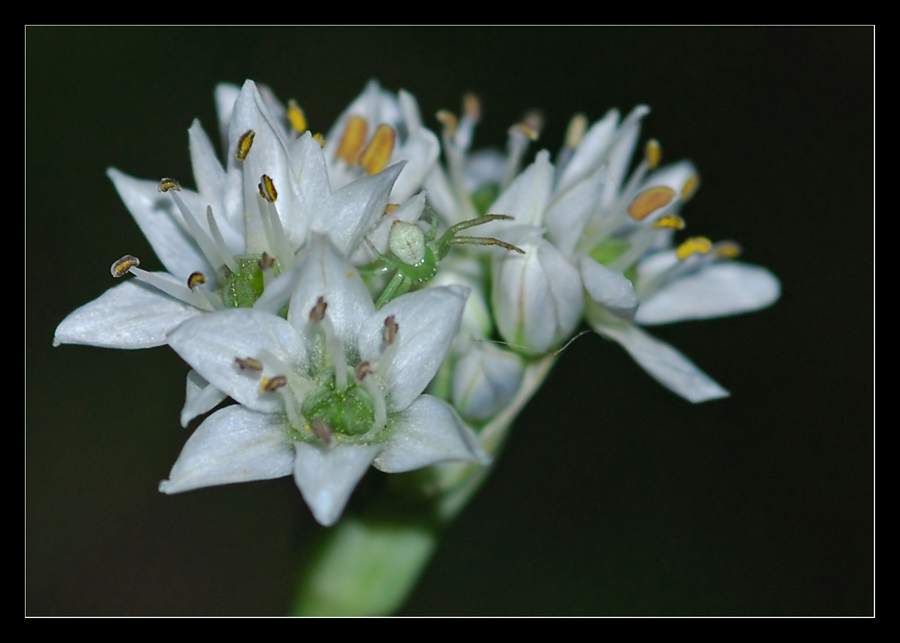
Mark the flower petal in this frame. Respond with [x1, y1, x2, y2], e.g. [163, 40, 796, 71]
[579, 255, 638, 320]
[636, 262, 781, 325]
[487, 150, 554, 229]
[293, 442, 380, 526]
[374, 394, 489, 472]
[592, 317, 730, 403]
[159, 405, 294, 494]
[54, 280, 201, 349]
[180, 370, 227, 428]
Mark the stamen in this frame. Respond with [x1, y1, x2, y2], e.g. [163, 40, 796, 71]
[435, 110, 459, 137]
[311, 418, 334, 447]
[511, 121, 539, 141]
[714, 241, 742, 258]
[354, 361, 373, 381]
[676, 236, 713, 260]
[313, 133, 326, 147]
[565, 113, 589, 150]
[335, 116, 367, 165]
[309, 296, 328, 323]
[628, 186, 676, 221]
[168, 189, 230, 273]
[235, 356, 264, 371]
[360, 374, 387, 432]
[205, 206, 239, 273]
[187, 272, 207, 289]
[258, 252, 276, 271]
[287, 99, 307, 133]
[157, 178, 182, 193]
[383, 203, 399, 216]
[110, 255, 139, 278]
[258, 174, 278, 202]
[261, 374, 288, 393]
[382, 315, 399, 346]
[645, 139, 662, 170]
[358, 124, 396, 175]
[462, 92, 482, 123]
[681, 174, 700, 200]
[236, 130, 255, 161]
[653, 214, 686, 230]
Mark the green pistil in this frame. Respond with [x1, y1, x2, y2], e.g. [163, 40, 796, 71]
[470, 183, 500, 217]
[301, 380, 376, 437]
[222, 254, 281, 308]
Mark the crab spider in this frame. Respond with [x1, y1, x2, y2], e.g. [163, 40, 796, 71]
[366, 213, 525, 309]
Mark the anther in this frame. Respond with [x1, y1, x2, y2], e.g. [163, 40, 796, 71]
[235, 356, 264, 371]
[681, 174, 700, 200]
[653, 214, 686, 230]
[110, 255, 140, 278]
[261, 375, 288, 393]
[257, 252, 276, 271]
[510, 122, 539, 141]
[565, 113, 589, 150]
[714, 241, 742, 258]
[335, 116, 367, 165]
[236, 129, 255, 161]
[187, 272, 207, 289]
[157, 178, 182, 193]
[358, 124, 396, 175]
[382, 316, 399, 346]
[383, 203, 399, 216]
[628, 186, 676, 221]
[676, 236, 713, 260]
[309, 296, 328, 323]
[287, 99, 307, 133]
[354, 361, 373, 381]
[436, 110, 459, 136]
[313, 133, 326, 147]
[645, 139, 662, 170]
[463, 92, 482, 123]
[258, 174, 278, 202]
[311, 418, 334, 447]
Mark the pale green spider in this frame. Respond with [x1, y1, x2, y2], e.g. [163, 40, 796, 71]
[365, 212, 524, 309]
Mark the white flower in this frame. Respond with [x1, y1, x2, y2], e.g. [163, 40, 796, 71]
[162, 238, 487, 526]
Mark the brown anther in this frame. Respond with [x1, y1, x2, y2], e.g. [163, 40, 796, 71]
[309, 296, 328, 323]
[262, 374, 288, 392]
[258, 174, 278, 202]
[236, 130, 255, 161]
[158, 178, 182, 193]
[187, 272, 207, 289]
[382, 315, 399, 346]
[354, 361, 373, 381]
[311, 418, 333, 446]
[110, 255, 140, 278]
[257, 252, 275, 271]
[235, 356, 264, 371]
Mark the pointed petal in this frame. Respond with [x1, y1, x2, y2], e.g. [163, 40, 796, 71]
[287, 236, 376, 346]
[107, 168, 211, 281]
[592, 318, 729, 403]
[168, 309, 306, 413]
[359, 285, 469, 413]
[579, 255, 639, 320]
[390, 126, 440, 203]
[54, 280, 201, 349]
[452, 342, 525, 421]
[545, 163, 607, 256]
[636, 262, 781, 325]
[293, 442, 380, 526]
[374, 395, 489, 472]
[181, 370, 227, 427]
[556, 108, 620, 195]
[159, 405, 294, 494]
[487, 150, 554, 229]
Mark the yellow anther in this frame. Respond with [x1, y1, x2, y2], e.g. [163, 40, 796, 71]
[511, 122, 539, 141]
[287, 99, 307, 133]
[653, 214, 686, 230]
[358, 124, 395, 176]
[628, 186, 676, 221]
[110, 255, 140, 278]
[676, 236, 713, 260]
[645, 139, 662, 170]
[313, 133, 326, 148]
[714, 241, 742, 258]
[258, 174, 278, 202]
[436, 110, 459, 136]
[681, 174, 700, 200]
[236, 130, 255, 161]
[565, 113, 589, 149]
[383, 203, 399, 216]
[335, 116, 367, 165]
[235, 356, 264, 371]
[261, 375, 288, 393]
[157, 178, 182, 193]
[187, 272, 207, 289]
[463, 92, 482, 122]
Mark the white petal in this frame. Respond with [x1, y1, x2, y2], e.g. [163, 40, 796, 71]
[555, 108, 620, 195]
[287, 236, 376, 347]
[452, 342, 524, 421]
[545, 163, 606, 256]
[293, 442, 380, 526]
[487, 150, 554, 229]
[579, 255, 638, 320]
[107, 168, 210, 281]
[592, 318, 729, 403]
[636, 262, 781, 325]
[390, 127, 440, 203]
[159, 405, 294, 494]
[168, 309, 306, 413]
[54, 280, 201, 349]
[181, 370, 227, 427]
[358, 285, 469, 413]
[374, 395, 489, 472]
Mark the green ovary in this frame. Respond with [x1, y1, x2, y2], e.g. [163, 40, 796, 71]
[222, 255, 281, 308]
[301, 380, 376, 437]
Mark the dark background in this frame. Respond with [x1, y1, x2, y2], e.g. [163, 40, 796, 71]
[26, 27, 873, 615]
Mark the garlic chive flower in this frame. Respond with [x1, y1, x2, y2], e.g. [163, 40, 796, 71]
[162, 238, 487, 526]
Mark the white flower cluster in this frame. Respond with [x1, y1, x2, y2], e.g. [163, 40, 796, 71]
[55, 79, 780, 526]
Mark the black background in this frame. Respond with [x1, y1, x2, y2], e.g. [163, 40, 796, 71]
[26, 27, 873, 615]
